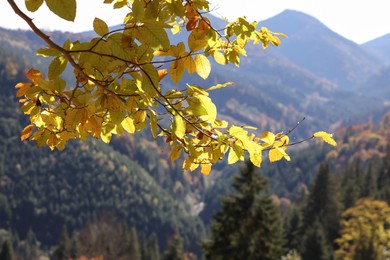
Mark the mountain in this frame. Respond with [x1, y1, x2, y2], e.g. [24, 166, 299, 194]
[260, 10, 383, 89]
[362, 33, 390, 65]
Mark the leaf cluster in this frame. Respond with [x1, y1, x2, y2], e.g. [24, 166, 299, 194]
[10, 0, 335, 174]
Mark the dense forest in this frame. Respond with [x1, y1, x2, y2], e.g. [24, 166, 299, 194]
[1, 8, 390, 259]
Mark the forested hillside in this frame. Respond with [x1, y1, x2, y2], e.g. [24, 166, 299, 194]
[1, 8, 390, 259]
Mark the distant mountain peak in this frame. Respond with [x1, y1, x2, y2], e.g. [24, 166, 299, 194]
[261, 9, 329, 33]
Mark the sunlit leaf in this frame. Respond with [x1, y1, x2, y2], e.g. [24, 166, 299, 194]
[314, 131, 337, 146]
[45, 0, 76, 21]
[172, 115, 186, 139]
[25, 0, 44, 12]
[48, 56, 67, 80]
[194, 54, 211, 80]
[201, 163, 212, 176]
[170, 145, 182, 162]
[93, 17, 109, 37]
[21, 124, 34, 141]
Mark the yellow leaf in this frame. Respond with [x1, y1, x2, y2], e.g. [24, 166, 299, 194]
[187, 94, 217, 123]
[206, 82, 233, 91]
[269, 146, 290, 163]
[172, 115, 186, 139]
[249, 150, 262, 167]
[149, 110, 158, 139]
[188, 30, 208, 52]
[122, 117, 135, 134]
[93, 17, 109, 37]
[194, 54, 211, 80]
[261, 131, 275, 146]
[227, 144, 244, 164]
[157, 69, 168, 81]
[185, 56, 196, 75]
[170, 145, 182, 162]
[45, 0, 76, 21]
[25, 0, 44, 12]
[201, 163, 212, 176]
[21, 124, 34, 141]
[170, 59, 185, 84]
[212, 51, 227, 65]
[314, 131, 337, 146]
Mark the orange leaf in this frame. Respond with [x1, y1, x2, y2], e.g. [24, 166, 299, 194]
[21, 124, 34, 141]
[26, 68, 42, 84]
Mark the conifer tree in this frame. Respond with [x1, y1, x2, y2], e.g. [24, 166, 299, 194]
[342, 160, 363, 208]
[129, 227, 141, 260]
[202, 162, 284, 260]
[300, 163, 341, 255]
[301, 219, 331, 260]
[52, 225, 71, 260]
[362, 162, 378, 198]
[0, 239, 15, 260]
[146, 233, 161, 260]
[162, 234, 184, 260]
[377, 145, 390, 202]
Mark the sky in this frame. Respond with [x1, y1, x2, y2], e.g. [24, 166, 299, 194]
[1, 0, 390, 44]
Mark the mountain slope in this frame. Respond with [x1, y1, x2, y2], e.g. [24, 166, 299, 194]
[0, 45, 206, 254]
[260, 10, 383, 88]
[362, 33, 390, 65]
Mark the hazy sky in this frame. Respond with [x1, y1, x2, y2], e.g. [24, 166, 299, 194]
[1, 0, 389, 44]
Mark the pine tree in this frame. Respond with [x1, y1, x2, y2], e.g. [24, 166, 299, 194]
[300, 163, 342, 255]
[129, 227, 141, 260]
[362, 162, 378, 198]
[147, 233, 160, 260]
[202, 162, 284, 260]
[162, 234, 184, 260]
[377, 145, 390, 202]
[0, 239, 15, 260]
[283, 206, 304, 252]
[301, 219, 331, 260]
[52, 225, 71, 260]
[342, 160, 363, 208]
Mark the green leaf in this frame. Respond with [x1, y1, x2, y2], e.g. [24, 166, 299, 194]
[45, 0, 77, 21]
[25, 0, 44, 12]
[93, 17, 109, 37]
[48, 56, 67, 80]
[36, 47, 61, 57]
[141, 20, 170, 50]
[173, 115, 186, 139]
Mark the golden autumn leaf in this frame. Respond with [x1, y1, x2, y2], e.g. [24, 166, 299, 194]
[194, 54, 211, 80]
[93, 17, 109, 37]
[201, 163, 212, 176]
[26, 68, 42, 84]
[21, 124, 34, 141]
[314, 131, 337, 146]
[170, 145, 182, 162]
